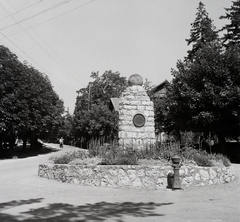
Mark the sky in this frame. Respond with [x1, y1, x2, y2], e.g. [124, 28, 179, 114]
[0, 0, 233, 114]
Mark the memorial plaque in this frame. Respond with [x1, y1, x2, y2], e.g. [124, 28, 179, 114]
[133, 114, 145, 127]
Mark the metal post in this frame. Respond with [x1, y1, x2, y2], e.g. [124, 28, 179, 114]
[88, 83, 92, 111]
[171, 155, 182, 190]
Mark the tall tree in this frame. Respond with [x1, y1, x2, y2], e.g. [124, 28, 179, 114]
[164, 3, 240, 154]
[0, 45, 64, 152]
[220, 0, 240, 46]
[168, 42, 239, 153]
[73, 71, 127, 147]
[57, 113, 74, 145]
[0, 45, 23, 154]
[18, 63, 64, 149]
[89, 70, 127, 104]
[186, 2, 218, 60]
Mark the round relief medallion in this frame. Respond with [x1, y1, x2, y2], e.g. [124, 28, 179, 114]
[133, 114, 145, 127]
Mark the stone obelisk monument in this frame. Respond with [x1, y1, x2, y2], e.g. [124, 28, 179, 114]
[118, 74, 155, 150]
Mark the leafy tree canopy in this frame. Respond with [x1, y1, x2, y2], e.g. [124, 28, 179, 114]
[0, 45, 64, 149]
[161, 2, 240, 153]
[73, 70, 127, 146]
[58, 113, 74, 145]
[169, 44, 239, 135]
[220, 0, 240, 46]
[186, 2, 218, 60]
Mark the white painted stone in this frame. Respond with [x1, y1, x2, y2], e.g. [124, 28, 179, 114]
[142, 101, 152, 106]
[137, 105, 146, 110]
[132, 177, 142, 188]
[128, 170, 137, 181]
[179, 168, 185, 175]
[156, 178, 167, 188]
[125, 105, 137, 110]
[136, 169, 145, 177]
[199, 169, 209, 180]
[118, 176, 132, 187]
[208, 180, 214, 185]
[223, 175, 232, 183]
[210, 168, 217, 179]
[146, 168, 159, 178]
[182, 176, 194, 185]
[195, 173, 200, 181]
[142, 177, 156, 189]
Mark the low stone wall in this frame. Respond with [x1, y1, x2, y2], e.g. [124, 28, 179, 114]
[38, 164, 235, 189]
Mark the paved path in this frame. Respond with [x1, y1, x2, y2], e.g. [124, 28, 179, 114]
[0, 144, 239, 222]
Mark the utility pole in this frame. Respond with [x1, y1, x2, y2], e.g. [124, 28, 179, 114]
[88, 83, 92, 111]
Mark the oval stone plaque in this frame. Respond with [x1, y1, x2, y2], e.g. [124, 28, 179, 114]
[133, 114, 145, 127]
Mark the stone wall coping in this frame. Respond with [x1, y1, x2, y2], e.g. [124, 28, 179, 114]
[39, 163, 232, 170]
[39, 163, 172, 170]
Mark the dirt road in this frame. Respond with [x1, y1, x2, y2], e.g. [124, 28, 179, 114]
[0, 144, 239, 221]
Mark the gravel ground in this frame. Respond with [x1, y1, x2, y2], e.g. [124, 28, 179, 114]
[0, 144, 239, 222]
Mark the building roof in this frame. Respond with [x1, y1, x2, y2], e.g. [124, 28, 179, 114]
[110, 98, 119, 111]
[150, 79, 170, 95]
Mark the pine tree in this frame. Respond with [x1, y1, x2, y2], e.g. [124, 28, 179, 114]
[165, 2, 239, 154]
[186, 2, 218, 60]
[220, 0, 240, 46]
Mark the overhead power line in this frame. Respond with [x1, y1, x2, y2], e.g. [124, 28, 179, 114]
[0, 0, 95, 96]
[0, 0, 43, 21]
[0, 31, 74, 95]
[0, 0, 95, 86]
[0, 0, 72, 31]
[2, 0, 95, 36]
[5, 0, 89, 87]
[0, 2, 74, 95]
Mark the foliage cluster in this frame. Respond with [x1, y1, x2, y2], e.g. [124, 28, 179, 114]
[154, 1, 240, 155]
[49, 149, 89, 164]
[88, 137, 231, 167]
[57, 113, 74, 145]
[97, 144, 138, 165]
[180, 146, 231, 167]
[49, 139, 231, 167]
[73, 71, 127, 147]
[0, 45, 64, 154]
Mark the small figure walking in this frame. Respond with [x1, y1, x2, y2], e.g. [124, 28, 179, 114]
[59, 137, 64, 148]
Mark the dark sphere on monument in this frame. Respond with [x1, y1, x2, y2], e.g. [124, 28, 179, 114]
[128, 74, 143, 86]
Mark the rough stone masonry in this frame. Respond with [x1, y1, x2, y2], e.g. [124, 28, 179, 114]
[118, 74, 155, 150]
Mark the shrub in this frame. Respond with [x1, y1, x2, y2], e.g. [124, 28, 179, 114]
[50, 138, 231, 167]
[69, 157, 101, 165]
[101, 149, 138, 165]
[221, 156, 231, 167]
[49, 149, 89, 164]
[50, 154, 71, 164]
[209, 153, 231, 167]
[134, 141, 180, 161]
[193, 153, 213, 167]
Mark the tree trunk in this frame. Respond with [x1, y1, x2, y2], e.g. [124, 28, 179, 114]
[22, 138, 27, 151]
[30, 138, 36, 150]
[30, 137, 42, 150]
[217, 133, 227, 155]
